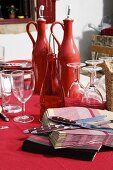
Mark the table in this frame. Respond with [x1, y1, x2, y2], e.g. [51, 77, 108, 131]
[0, 94, 113, 170]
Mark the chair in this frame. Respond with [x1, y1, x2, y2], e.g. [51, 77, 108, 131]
[91, 34, 113, 58]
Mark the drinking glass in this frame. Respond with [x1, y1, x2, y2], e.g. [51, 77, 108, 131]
[67, 62, 86, 106]
[85, 59, 104, 67]
[82, 66, 104, 109]
[1, 70, 22, 113]
[99, 56, 113, 62]
[85, 59, 103, 83]
[11, 70, 35, 123]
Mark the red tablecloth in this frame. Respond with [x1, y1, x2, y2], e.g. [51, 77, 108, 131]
[0, 94, 113, 170]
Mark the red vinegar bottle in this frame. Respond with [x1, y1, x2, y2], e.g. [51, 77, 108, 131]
[40, 53, 65, 121]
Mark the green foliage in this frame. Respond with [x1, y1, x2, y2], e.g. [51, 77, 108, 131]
[7, 5, 18, 14]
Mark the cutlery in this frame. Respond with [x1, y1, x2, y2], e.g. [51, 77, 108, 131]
[0, 106, 9, 122]
[26, 120, 113, 135]
[0, 126, 9, 130]
[23, 115, 107, 134]
[48, 116, 113, 133]
[0, 62, 32, 68]
[24, 124, 77, 134]
[48, 115, 107, 125]
[31, 124, 79, 135]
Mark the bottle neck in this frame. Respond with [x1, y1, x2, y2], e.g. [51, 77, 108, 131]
[63, 19, 73, 38]
[37, 20, 46, 37]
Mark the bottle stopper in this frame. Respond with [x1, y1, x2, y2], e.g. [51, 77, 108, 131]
[39, 5, 44, 19]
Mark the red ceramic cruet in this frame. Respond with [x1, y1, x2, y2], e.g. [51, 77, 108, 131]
[50, 5, 80, 96]
[26, 5, 51, 94]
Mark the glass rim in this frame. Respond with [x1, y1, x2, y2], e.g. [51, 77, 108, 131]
[67, 62, 86, 68]
[82, 65, 102, 72]
[85, 59, 103, 65]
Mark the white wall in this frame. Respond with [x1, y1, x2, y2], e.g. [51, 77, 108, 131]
[0, 0, 113, 62]
[52, 0, 113, 62]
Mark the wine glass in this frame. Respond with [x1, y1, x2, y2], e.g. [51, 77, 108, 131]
[82, 66, 104, 109]
[85, 59, 104, 83]
[11, 70, 35, 123]
[67, 62, 86, 106]
[85, 59, 104, 67]
[99, 56, 113, 62]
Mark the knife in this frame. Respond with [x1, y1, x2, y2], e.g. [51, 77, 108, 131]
[0, 106, 9, 122]
[48, 115, 107, 126]
[0, 126, 9, 130]
[24, 124, 79, 134]
[0, 62, 31, 68]
[48, 116, 113, 133]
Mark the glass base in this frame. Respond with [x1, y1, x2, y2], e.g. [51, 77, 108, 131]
[13, 115, 34, 123]
[3, 105, 22, 113]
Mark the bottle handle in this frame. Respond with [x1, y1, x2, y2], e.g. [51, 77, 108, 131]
[26, 21, 37, 47]
[50, 21, 64, 50]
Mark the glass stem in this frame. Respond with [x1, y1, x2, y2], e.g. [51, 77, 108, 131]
[90, 71, 95, 87]
[22, 102, 26, 115]
[74, 66, 79, 82]
[93, 64, 97, 83]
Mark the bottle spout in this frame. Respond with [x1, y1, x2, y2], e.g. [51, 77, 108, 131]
[66, 4, 72, 19]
